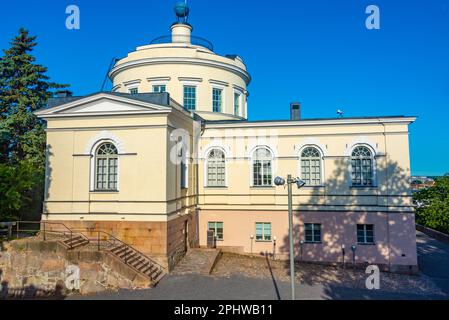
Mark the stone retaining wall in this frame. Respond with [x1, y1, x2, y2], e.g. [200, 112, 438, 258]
[0, 238, 152, 298]
[416, 224, 449, 245]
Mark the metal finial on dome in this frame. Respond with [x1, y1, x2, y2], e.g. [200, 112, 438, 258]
[174, 1, 190, 23]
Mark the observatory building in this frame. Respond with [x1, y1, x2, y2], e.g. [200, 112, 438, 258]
[35, 4, 418, 272]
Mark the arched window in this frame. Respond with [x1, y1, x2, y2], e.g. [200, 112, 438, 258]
[206, 149, 226, 187]
[351, 146, 374, 186]
[300, 147, 322, 186]
[95, 143, 118, 191]
[252, 148, 273, 187]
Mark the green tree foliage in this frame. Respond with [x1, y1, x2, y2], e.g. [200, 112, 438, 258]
[0, 28, 68, 221]
[0, 161, 38, 220]
[414, 175, 449, 234]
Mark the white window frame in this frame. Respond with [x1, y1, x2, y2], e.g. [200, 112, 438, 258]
[128, 86, 139, 94]
[151, 81, 168, 93]
[212, 85, 225, 113]
[304, 223, 322, 243]
[208, 221, 224, 241]
[233, 89, 243, 117]
[250, 147, 274, 187]
[255, 222, 272, 242]
[90, 140, 120, 192]
[298, 146, 324, 187]
[350, 144, 377, 187]
[204, 147, 227, 188]
[182, 82, 198, 111]
[357, 224, 375, 245]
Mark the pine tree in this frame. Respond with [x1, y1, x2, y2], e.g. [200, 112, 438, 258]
[0, 28, 68, 220]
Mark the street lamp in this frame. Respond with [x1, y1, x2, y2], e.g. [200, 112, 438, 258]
[274, 174, 306, 300]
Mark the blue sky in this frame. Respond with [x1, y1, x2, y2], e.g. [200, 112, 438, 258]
[1, 0, 448, 176]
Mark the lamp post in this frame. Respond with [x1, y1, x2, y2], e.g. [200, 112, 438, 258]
[274, 174, 306, 300]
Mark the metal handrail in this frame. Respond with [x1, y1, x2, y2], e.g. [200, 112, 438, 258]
[150, 35, 214, 51]
[5, 221, 90, 250]
[70, 228, 166, 272]
[1, 221, 166, 274]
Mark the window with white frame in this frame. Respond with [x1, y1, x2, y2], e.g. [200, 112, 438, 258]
[357, 224, 375, 244]
[183, 85, 196, 111]
[128, 87, 138, 94]
[206, 149, 226, 187]
[301, 147, 322, 186]
[208, 222, 223, 241]
[351, 146, 374, 186]
[95, 143, 118, 191]
[212, 88, 223, 112]
[252, 148, 273, 187]
[305, 223, 322, 243]
[255, 222, 271, 241]
[234, 92, 240, 116]
[152, 84, 166, 93]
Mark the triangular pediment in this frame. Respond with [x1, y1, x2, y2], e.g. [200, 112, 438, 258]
[58, 98, 157, 114]
[35, 93, 171, 118]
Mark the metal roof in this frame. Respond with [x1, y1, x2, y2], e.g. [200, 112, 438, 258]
[46, 92, 171, 109]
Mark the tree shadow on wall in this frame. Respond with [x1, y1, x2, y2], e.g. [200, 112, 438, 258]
[0, 280, 66, 300]
[278, 157, 421, 298]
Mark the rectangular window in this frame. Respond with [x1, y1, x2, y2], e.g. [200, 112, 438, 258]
[207, 159, 225, 187]
[108, 158, 118, 190]
[183, 86, 196, 111]
[208, 222, 224, 241]
[253, 160, 272, 187]
[234, 92, 240, 116]
[152, 85, 166, 93]
[212, 88, 223, 112]
[96, 158, 107, 190]
[96, 158, 118, 191]
[357, 224, 375, 244]
[129, 87, 138, 94]
[304, 223, 321, 243]
[255, 222, 271, 241]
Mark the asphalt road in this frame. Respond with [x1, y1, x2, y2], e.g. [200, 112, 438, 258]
[416, 230, 449, 295]
[69, 231, 449, 300]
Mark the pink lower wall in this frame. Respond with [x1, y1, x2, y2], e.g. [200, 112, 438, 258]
[199, 210, 417, 270]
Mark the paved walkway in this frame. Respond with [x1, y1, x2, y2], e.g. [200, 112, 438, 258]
[68, 231, 449, 300]
[416, 230, 449, 295]
[172, 249, 221, 275]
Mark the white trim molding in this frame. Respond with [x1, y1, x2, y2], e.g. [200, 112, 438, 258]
[296, 139, 327, 157]
[209, 79, 229, 87]
[85, 131, 126, 155]
[344, 136, 379, 157]
[123, 79, 142, 87]
[200, 142, 231, 160]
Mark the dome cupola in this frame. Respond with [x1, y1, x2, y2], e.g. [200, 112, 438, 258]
[109, 3, 251, 121]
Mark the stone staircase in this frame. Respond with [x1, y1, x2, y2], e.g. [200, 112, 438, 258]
[60, 235, 90, 250]
[42, 223, 166, 287]
[5, 221, 167, 288]
[110, 244, 165, 285]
